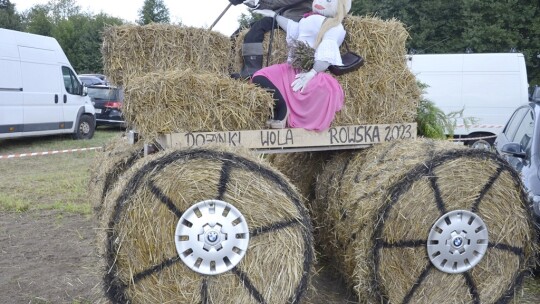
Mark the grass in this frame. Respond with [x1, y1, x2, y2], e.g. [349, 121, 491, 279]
[0, 127, 121, 214]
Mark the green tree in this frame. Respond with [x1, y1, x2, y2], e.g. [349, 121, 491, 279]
[137, 0, 170, 25]
[23, 5, 54, 36]
[18, 2, 124, 74]
[350, 0, 540, 84]
[48, 0, 80, 23]
[0, 0, 22, 30]
[53, 13, 124, 73]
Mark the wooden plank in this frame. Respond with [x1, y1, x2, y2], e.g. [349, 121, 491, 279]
[157, 123, 417, 151]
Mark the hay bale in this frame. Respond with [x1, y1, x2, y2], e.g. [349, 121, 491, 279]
[233, 15, 420, 126]
[315, 138, 537, 303]
[123, 69, 274, 138]
[266, 152, 332, 203]
[88, 135, 145, 221]
[232, 28, 288, 74]
[102, 24, 232, 86]
[97, 146, 314, 303]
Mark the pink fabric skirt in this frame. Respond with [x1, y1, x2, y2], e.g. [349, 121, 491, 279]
[253, 63, 344, 131]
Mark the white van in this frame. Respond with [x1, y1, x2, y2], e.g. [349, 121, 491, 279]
[0, 28, 96, 140]
[407, 53, 529, 147]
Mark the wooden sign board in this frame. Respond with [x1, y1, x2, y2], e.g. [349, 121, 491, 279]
[157, 123, 417, 152]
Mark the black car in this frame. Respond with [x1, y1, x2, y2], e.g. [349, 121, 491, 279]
[87, 85, 125, 127]
[494, 101, 540, 218]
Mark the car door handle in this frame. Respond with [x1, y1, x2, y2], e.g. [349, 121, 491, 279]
[55, 94, 58, 104]
[63, 94, 67, 103]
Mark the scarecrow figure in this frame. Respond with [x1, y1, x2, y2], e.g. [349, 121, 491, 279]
[252, 0, 351, 130]
[229, 0, 312, 79]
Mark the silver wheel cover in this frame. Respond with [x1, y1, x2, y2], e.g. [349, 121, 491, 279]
[175, 200, 250, 275]
[427, 210, 489, 274]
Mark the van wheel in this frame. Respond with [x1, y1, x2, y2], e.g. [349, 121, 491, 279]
[73, 115, 95, 140]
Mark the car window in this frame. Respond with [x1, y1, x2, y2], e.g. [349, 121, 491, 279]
[503, 107, 529, 140]
[62, 66, 82, 95]
[512, 109, 534, 151]
[87, 87, 120, 100]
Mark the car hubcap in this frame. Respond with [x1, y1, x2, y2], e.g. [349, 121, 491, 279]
[427, 210, 489, 274]
[175, 200, 250, 275]
[80, 122, 90, 134]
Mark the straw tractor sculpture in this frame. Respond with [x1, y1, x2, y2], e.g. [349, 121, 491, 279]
[89, 16, 537, 304]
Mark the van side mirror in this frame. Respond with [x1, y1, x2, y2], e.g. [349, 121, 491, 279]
[81, 86, 88, 96]
[501, 142, 526, 158]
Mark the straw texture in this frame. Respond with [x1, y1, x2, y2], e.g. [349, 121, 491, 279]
[102, 24, 232, 86]
[122, 69, 275, 138]
[88, 135, 145, 221]
[315, 138, 537, 303]
[233, 15, 420, 125]
[97, 146, 314, 304]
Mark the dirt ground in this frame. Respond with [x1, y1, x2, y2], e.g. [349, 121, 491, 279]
[1, 209, 539, 304]
[0, 210, 358, 304]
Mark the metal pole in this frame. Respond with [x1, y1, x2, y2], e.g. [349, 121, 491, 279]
[209, 3, 233, 30]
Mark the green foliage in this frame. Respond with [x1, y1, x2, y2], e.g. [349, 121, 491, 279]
[47, 0, 80, 23]
[0, 0, 22, 30]
[415, 82, 479, 139]
[54, 13, 123, 73]
[13, 1, 124, 74]
[290, 40, 315, 72]
[350, 0, 540, 85]
[416, 97, 450, 139]
[24, 5, 54, 36]
[137, 0, 170, 25]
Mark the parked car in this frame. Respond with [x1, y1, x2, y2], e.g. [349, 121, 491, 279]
[87, 85, 125, 127]
[80, 73, 109, 85]
[79, 75, 106, 86]
[531, 85, 540, 102]
[494, 101, 540, 218]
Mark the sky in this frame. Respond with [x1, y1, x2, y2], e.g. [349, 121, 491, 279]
[11, 0, 249, 36]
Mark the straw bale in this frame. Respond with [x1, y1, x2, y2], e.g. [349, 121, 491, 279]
[88, 135, 144, 221]
[232, 28, 288, 74]
[266, 152, 332, 203]
[102, 24, 232, 86]
[123, 69, 275, 138]
[233, 16, 420, 126]
[97, 146, 314, 303]
[315, 138, 537, 303]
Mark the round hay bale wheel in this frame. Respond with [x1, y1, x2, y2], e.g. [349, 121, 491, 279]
[99, 147, 313, 304]
[371, 148, 536, 303]
[88, 136, 145, 221]
[316, 139, 536, 303]
[312, 150, 366, 277]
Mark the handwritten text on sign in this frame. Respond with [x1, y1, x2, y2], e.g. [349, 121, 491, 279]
[162, 123, 416, 150]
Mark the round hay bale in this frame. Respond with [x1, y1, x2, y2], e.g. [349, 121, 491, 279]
[266, 152, 331, 203]
[315, 139, 537, 303]
[312, 150, 366, 272]
[98, 147, 314, 303]
[88, 135, 145, 221]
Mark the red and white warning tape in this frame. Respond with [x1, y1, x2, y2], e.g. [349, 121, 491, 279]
[0, 146, 103, 159]
[454, 125, 503, 129]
